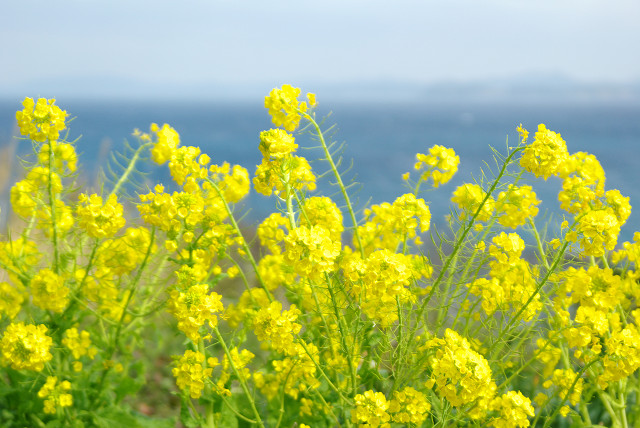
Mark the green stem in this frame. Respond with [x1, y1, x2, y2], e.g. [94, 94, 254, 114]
[406, 146, 525, 357]
[529, 217, 550, 270]
[198, 338, 216, 428]
[434, 251, 459, 331]
[539, 358, 600, 428]
[213, 327, 265, 428]
[108, 142, 153, 198]
[296, 339, 352, 404]
[489, 241, 569, 360]
[92, 228, 156, 407]
[207, 178, 274, 302]
[301, 111, 364, 258]
[46, 141, 60, 273]
[324, 272, 357, 395]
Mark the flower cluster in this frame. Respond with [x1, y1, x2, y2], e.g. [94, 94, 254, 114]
[0, 282, 24, 319]
[62, 328, 97, 367]
[15, 97, 67, 142]
[215, 347, 255, 396]
[172, 350, 214, 399]
[413, 145, 460, 188]
[574, 208, 621, 257]
[1, 323, 53, 371]
[519, 124, 569, 179]
[76, 193, 126, 238]
[30, 268, 69, 313]
[452, 183, 495, 223]
[264, 84, 315, 132]
[300, 196, 344, 242]
[254, 149, 316, 197]
[469, 232, 541, 321]
[489, 391, 535, 427]
[351, 390, 391, 427]
[495, 185, 540, 228]
[284, 225, 341, 281]
[146, 123, 181, 165]
[259, 128, 298, 159]
[357, 193, 431, 254]
[343, 249, 417, 327]
[425, 329, 496, 408]
[167, 268, 224, 342]
[388, 386, 431, 424]
[253, 343, 320, 400]
[252, 301, 302, 355]
[542, 369, 583, 416]
[38, 376, 73, 414]
[557, 151, 605, 213]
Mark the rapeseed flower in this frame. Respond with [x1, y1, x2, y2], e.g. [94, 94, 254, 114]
[414, 145, 460, 188]
[264, 85, 309, 132]
[38, 376, 73, 414]
[519, 124, 569, 179]
[30, 268, 69, 313]
[1, 322, 53, 371]
[77, 193, 126, 238]
[16, 97, 67, 142]
[352, 390, 391, 427]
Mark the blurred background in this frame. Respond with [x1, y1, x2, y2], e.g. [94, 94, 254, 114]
[1, 0, 639, 238]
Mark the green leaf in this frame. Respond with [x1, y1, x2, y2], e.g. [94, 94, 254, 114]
[93, 407, 174, 428]
[218, 395, 239, 428]
[179, 395, 203, 428]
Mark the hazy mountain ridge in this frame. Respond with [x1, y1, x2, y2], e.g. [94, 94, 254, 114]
[3, 75, 639, 104]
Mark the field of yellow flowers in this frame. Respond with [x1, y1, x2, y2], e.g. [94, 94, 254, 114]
[1, 86, 639, 427]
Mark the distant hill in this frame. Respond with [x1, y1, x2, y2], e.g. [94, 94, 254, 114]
[2, 75, 639, 105]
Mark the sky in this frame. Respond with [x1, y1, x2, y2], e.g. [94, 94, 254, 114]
[2, 0, 639, 100]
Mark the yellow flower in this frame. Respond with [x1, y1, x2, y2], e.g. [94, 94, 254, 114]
[253, 155, 316, 197]
[172, 350, 213, 399]
[343, 249, 415, 327]
[599, 323, 640, 387]
[257, 213, 290, 254]
[30, 268, 69, 313]
[259, 129, 298, 159]
[357, 193, 430, 254]
[495, 184, 540, 228]
[215, 348, 254, 396]
[264, 85, 309, 131]
[414, 145, 460, 188]
[0, 282, 24, 319]
[255, 344, 320, 400]
[38, 376, 73, 414]
[16, 97, 67, 142]
[62, 328, 97, 360]
[149, 123, 181, 164]
[301, 196, 344, 242]
[209, 162, 251, 203]
[284, 225, 341, 281]
[1, 322, 53, 371]
[425, 328, 496, 408]
[489, 390, 535, 428]
[388, 386, 431, 424]
[253, 301, 302, 355]
[352, 390, 391, 427]
[544, 369, 583, 409]
[519, 124, 569, 179]
[77, 193, 126, 238]
[451, 183, 495, 223]
[168, 282, 224, 342]
[577, 208, 620, 257]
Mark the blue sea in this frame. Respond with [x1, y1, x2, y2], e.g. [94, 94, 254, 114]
[1, 99, 639, 243]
